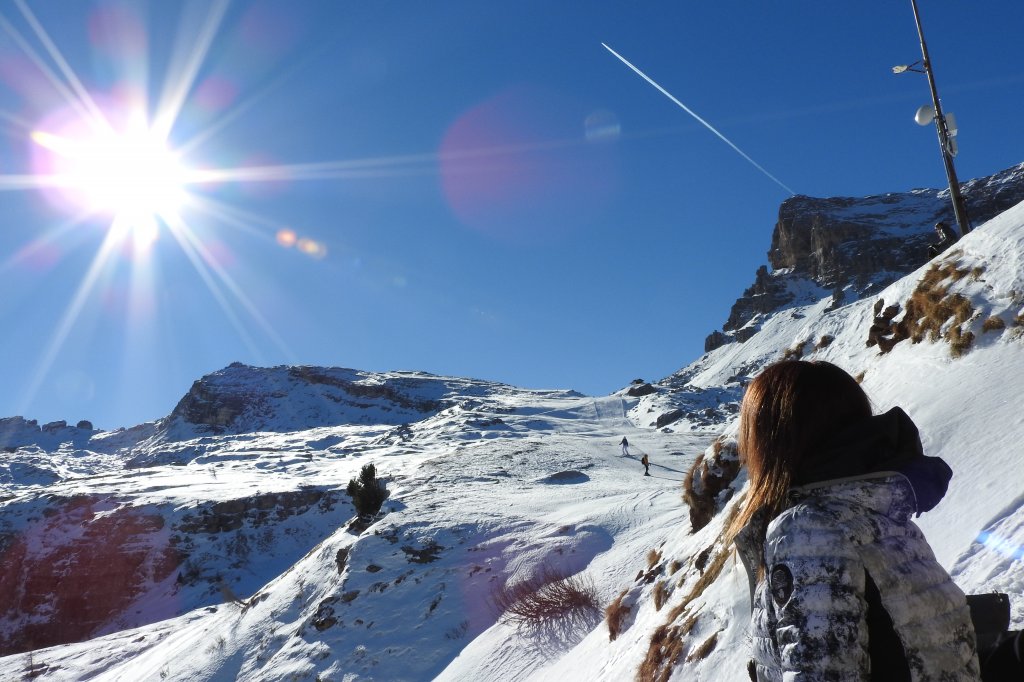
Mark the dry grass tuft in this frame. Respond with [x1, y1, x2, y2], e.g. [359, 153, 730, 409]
[971, 266, 985, 281]
[605, 590, 631, 641]
[653, 581, 670, 611]
[949, 327, 975, 358]
[982, 315, 1006, 333]
[669, 560, 682, 575]
[634, 502, 741, 680]
[781, 340, 807, 361]
[666, 547, 730, 623]
[646, 549, 662, 570]
[490, 564, 599, 627]
[686, 631, 720, 663]
[679, 610, 701, 638]
[936, 260, 970, 283]
[636, 623, 686, 682]
[815, 335, 834, 350]
[854, 371, 866, 384]
[874, 261, 977, 357]
[635, 608, 706, 681]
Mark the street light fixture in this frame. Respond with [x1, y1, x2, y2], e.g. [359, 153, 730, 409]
[895, 0, 971, 236]
[892, 61, 924, 75]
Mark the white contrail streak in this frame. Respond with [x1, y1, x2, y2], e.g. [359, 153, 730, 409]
[602, 43, 795, 196]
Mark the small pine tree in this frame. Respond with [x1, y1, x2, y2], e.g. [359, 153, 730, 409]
[347, 463, 388, 518]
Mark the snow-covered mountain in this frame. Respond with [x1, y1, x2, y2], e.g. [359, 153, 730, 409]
[3, 164, 1024, 681]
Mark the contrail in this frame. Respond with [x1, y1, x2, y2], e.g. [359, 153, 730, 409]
[602, 43, 796, 196]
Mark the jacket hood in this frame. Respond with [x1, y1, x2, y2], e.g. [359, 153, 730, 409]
[793, 406, 952, 513]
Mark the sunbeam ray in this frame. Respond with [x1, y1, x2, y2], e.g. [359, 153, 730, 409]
[18, 221, 124, 415]
[177, 47, 325, 157]
[123, 218, 159, 344]
[184, 160, 438, 185]
[0, 172, 80, 191]
[164, 213, 295, 364]
[161, 215, 265, 362]
[185, 193, 298, 241]
[181, 130, 601, 187]
[0, 108, 33, 132]
[152, 0, 230, 142]
[0, 13, 98, 129]
[13, 0, 111, 133]
[0, 209, 96, 275]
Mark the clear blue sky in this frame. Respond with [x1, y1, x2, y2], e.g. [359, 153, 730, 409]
[1, 1, 1022, 429]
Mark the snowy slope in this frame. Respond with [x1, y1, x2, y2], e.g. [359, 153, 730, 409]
[2, 199, 1024, 681]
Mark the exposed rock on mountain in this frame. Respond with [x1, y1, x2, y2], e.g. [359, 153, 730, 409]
[0, 487, 352, 657]
[683, 437, 740, 533]
[626, 382, 656, 397]
[0, 416, 97, 452]
[165, 362, 496, 438]
[0, 495, 176, 656]
[706, 162, 1024, 350]
[0, 417, 39, 450]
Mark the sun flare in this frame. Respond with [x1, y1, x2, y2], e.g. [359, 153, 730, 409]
[31, 119, 188, 225]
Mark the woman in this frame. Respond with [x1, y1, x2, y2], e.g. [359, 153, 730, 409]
[729, 360, 980, 681]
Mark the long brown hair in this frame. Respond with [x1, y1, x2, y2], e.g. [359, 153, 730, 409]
[727, 360, 872, 545]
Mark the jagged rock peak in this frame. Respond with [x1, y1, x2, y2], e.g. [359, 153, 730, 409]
[0, 416, 96, 451]
[705, 161, 1024, 351]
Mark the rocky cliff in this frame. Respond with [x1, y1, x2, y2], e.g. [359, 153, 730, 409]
[0, 488, 349, 656]
[706, 161, 1024, 350]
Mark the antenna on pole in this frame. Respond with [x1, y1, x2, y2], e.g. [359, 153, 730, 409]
[896, 0, 972, 236]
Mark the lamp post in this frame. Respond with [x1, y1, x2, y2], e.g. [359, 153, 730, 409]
[894, 0, 971, 236]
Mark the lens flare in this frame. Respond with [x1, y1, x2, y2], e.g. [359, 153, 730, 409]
[584, 109, 621, 142]
[439, 85, 619, 242]
[976, 531, 1024, 560]
[296, 237, 326, 259]
[276, 228, 297, 247]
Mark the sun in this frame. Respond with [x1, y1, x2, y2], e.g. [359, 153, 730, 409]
[31, 116, 188, 228]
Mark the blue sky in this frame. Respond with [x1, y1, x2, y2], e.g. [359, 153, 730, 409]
[1, 1, 1022, 429]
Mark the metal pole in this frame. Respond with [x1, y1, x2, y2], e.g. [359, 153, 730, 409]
[910, 0, 971, 236]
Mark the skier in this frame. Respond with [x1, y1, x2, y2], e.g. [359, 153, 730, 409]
[928, 220, 958, 258]
[729, 360, 981, 680]
[619, 436, 629, 456]
[641, 453, 650, 476]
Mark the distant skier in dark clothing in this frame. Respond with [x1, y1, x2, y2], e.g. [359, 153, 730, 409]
[928, 221, 958, 258]
[620, 437, 629, 456]
[641, 453, 650, 476]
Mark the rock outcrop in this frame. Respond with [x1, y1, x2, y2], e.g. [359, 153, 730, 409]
[0, 496, 177, 656]
[0, 416, 96, 452]
[683, 438, 741, 533]
[706, 162, 1024, 350]
[0, 487, 350, 656]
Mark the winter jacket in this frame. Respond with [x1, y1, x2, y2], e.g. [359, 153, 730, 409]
[735, 408, 981, 681]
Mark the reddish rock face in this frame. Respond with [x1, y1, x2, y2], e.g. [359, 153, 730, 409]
[0, 487, 346, 656]
[0, 496, 179, 656]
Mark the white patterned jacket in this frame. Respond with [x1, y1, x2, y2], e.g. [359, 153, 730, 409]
[736, 472, 980, 681]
